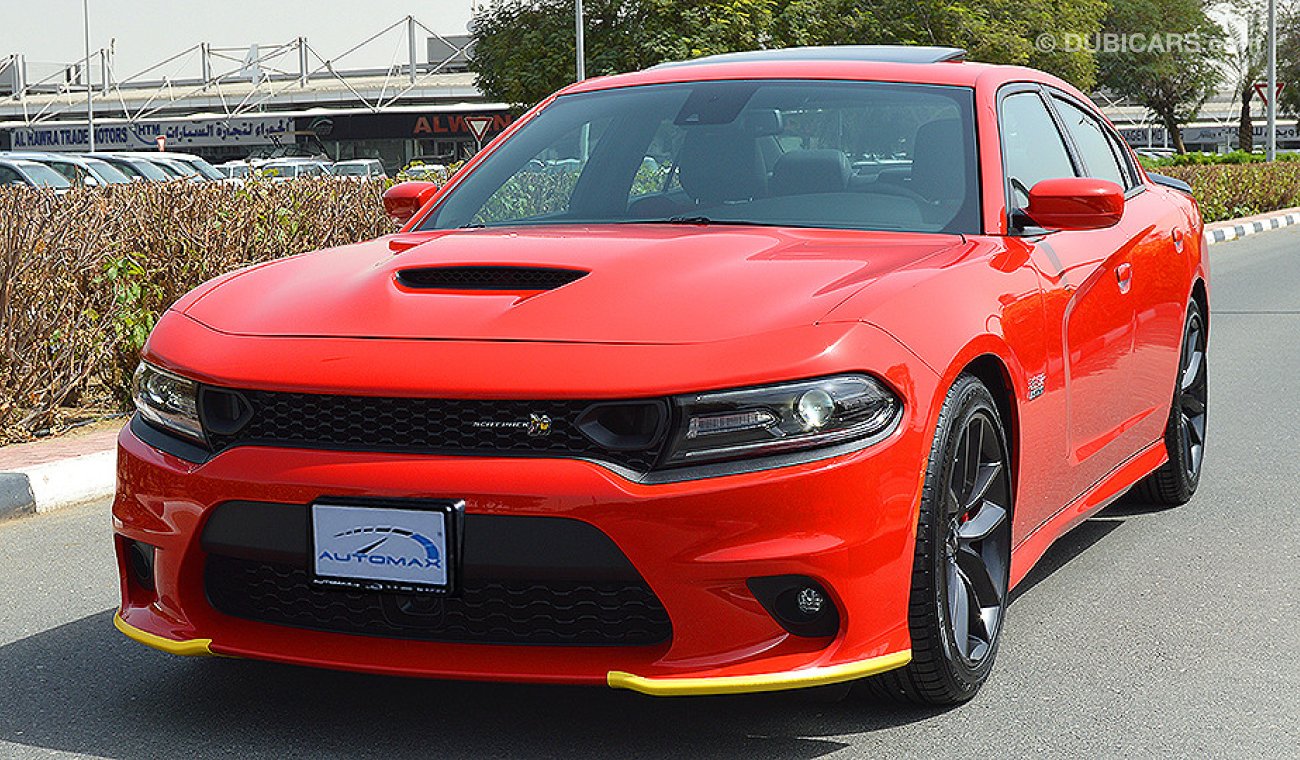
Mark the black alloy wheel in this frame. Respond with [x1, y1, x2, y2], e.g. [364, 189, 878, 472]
[1132, 299, 1207, 506]
[867, 374, 1013, 705]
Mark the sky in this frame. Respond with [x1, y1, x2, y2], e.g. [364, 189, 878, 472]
[1, 1, 476, 83]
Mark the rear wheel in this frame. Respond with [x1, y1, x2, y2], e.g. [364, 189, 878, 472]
[866, 374, 1013, 705]
[1132, 300, 1207, 506]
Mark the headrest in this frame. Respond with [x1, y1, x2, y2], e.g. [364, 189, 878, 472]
[676, 126, 767, 204]
[771, 149, 851, 196]
[910, 118, 965, 201]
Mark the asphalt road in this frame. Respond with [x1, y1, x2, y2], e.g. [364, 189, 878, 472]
[2, 229, 1299, 759]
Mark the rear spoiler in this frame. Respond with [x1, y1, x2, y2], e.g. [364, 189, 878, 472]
[1147, 172, 1193, 196]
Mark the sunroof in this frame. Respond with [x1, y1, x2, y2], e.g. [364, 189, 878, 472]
[654, 45, 967, 69]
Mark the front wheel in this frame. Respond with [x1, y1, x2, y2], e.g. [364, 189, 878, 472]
[866, 374, 1013, 705]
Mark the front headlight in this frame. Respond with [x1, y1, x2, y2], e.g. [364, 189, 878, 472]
[662, 374, 901, 466]
[132, 362, 204, 445]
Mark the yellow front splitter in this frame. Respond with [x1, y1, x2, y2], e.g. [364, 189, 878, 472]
[114, 612, 214, 657]
[607, 649, 912, 696]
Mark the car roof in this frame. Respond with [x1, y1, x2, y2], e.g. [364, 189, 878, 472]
[3, 151, 96, 164]
[652, 45, 966, 68]
[561, 45, 1078, 99]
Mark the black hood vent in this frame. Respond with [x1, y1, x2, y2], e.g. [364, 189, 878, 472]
[396, 265, 588, 292]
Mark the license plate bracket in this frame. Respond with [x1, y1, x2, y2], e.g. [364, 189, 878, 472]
[310, 499, 462, 594]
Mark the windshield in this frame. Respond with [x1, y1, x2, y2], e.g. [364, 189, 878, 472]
[21, 163, 72, 188]
[100, 157, 145, 180]
[145, 159, 181, 178]
[129, 159, 170, 181]
[182, 157, 224, 180]
[334, 163, 370, 176]
[82, 158, 132, 184]
[420, 80, 979, 234]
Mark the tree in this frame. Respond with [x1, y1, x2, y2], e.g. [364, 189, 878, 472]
[470, 0, 1106, 108]
[1095, 0, 1224, 153]
[1276, 2, 1300, 118]
[1215, 1, 1266, 151]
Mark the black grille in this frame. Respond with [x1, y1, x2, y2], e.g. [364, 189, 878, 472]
[205, 555, 672, 646]
[396, 266, 587, 291]
[204, 392, 665, 472]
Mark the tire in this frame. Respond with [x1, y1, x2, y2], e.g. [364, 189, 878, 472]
[865, 374, 1013, 706]
[1131, 300, 1207, 506]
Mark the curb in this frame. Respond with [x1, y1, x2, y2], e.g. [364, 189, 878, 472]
[1206, 208, 1300, 244]
[0, 450, 115, 522]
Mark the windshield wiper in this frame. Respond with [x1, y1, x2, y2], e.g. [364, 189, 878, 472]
[637, 216, 771, 227]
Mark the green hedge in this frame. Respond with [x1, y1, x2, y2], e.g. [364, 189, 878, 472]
[0, 181, 394, 445]
[1155, 163, 1300, 222]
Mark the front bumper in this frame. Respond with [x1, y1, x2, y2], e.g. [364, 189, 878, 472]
[113, 413, 927, 694]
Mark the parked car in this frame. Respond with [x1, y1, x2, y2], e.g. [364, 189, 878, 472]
[216, 161, 253, 181]
[0, 157, 73, 189]
[332, 158, 388, 181]
[110, 152, 222, 182]
[398, 162, 445, 182]
[1, 151, 131, 186]
[259, 158, 333, 181]
[115, 45, 1208, 706]
[85, 152, 171, 182]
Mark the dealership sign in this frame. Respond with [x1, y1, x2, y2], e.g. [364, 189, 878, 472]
[11, 116, 296, 151]
[298, 111, 514, 141]
[1120, 122, 1300, 146]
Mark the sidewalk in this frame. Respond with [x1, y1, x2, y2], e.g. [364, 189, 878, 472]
[1205, 206, 1300, 244]
[0, 421, 121, 521]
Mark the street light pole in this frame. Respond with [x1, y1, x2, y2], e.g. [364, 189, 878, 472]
[575, 0, 585, 81]
[83, 0, 96, 150]
[1268, 0, 1277, 161]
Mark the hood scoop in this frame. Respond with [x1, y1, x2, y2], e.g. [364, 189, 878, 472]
[396, 265, 589, 292]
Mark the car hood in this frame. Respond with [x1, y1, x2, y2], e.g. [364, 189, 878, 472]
[181, 225, 963, 344]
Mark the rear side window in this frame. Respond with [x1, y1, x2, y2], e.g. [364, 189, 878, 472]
[1000, 91, 1076, 208]
[1051, 96, 1127, 189]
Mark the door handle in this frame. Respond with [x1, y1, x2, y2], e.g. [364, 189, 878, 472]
[1115, 262, 1133, 294]
[1172, 227, 1185, 253]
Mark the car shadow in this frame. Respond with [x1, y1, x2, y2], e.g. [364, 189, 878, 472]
[1008, 516, 1124, 604]
[0, 609, 951, 759]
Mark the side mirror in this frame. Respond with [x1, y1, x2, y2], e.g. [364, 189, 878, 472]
[1025, 177, 1124, 231]
[382, 181, 441, 225]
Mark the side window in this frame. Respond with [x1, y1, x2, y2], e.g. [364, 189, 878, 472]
[0, 166, 22, 185]
[1106, 130, 1140, 188]
[1051, 96, 1128, 189]
[1000, 91, 1077, 209]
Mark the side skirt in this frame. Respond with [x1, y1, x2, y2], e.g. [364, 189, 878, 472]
[1009, 439, 1167, 589]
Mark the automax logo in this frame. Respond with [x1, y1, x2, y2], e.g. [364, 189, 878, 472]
[318, 526, 442, 570]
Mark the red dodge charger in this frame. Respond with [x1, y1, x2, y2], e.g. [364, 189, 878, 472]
[115, 45, 1208, 705]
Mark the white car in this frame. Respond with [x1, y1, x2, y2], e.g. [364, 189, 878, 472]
[259, 159, 333, 181]
[2, 151, 131, 186]
[332, 159, 388, 181]
[0, 158, 73, 190]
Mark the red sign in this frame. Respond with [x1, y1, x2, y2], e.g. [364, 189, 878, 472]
[1254, 82, 1286, 105]
[465, 116, 494, 142]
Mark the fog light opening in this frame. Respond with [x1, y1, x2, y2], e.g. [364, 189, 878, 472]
[126, 540, 156, 592]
